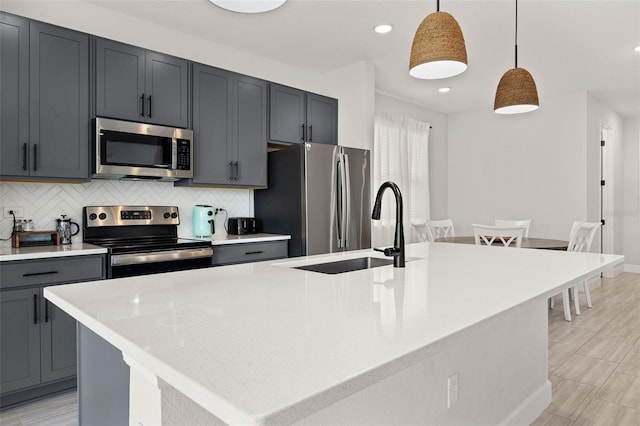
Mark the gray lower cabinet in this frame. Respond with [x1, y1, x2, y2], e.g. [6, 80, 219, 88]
[0, 13, 89, 181]
[268, 83, 338, 146]
[0, 254, 106, 408]
[211, 240, 288, 266]
[177, 64, 267, 188]
[94, 37, 189, 128]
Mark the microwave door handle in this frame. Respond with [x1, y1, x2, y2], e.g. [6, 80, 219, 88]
[171, 139, 177, 170]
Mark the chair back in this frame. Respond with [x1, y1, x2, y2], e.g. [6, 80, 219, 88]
[567, 221, 600, 253]
[494, 218, 532, 238]
[412, 223, 434, 242]
[472, 224, 525, 248]
[427, 219, 455, 239]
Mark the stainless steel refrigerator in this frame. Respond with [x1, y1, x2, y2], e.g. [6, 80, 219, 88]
[255, 143, 371, 257]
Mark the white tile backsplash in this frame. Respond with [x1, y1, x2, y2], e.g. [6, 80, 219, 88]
[0, 181, 252, 243]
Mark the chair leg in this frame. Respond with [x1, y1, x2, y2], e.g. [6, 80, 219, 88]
[584, 280, 593, 308]
[549, 296, 555, 309]
[574, 286, 581, 316]
[562, 289, 571, 322]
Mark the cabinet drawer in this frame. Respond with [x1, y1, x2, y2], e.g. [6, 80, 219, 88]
[212, 241, 287, 266]
[0, 255, 106, 289]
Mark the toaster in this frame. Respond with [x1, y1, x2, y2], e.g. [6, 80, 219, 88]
[228, 217, 257, 235]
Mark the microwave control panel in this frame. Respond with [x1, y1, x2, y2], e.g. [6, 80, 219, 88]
[176, 139, 191, 170]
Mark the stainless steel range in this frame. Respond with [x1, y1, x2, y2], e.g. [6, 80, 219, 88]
[83, 205, 213, 278]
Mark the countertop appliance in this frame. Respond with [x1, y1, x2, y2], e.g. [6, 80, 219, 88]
[228, 217, 257, 235]
[83, 205, 213, 278]
[254, 143, 371, 257]
[93, 117, 194, 181]
[193, 205, 215, 237]
[56, 215, 80, 245]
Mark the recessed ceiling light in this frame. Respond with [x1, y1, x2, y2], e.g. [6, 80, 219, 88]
[438, 87, 451, 93]
[635, 45, 640, 52]
[208, 0, 286, 14]
[374, 24, 393, 34]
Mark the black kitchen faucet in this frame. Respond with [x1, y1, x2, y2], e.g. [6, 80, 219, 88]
[371, 181, 405, 268]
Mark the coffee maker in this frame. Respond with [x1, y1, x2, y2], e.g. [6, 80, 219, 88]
[192, 205, 214, 237]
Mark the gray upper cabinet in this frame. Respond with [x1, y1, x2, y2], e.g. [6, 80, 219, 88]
[95, 38, 188, 128]
[268, 83, 338, 145]
[0, 14, 89, 181]
[177, 63, 266, 188]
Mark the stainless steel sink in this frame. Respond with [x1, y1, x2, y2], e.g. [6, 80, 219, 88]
[294, 257, 395, 274]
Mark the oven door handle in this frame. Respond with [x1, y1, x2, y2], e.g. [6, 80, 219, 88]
[110, 248, 213, 266]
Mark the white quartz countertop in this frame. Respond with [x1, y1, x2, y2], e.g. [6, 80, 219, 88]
[188, 233, 291, 245]
[0, 243, 107, 262]
[45, 243, 623, 425]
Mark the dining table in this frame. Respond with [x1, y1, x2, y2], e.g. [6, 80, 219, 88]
[435, 236, 569, 250]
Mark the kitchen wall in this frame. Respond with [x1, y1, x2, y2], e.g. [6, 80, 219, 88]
[448, 91, 638, 270]
[622, 117, 640, 271]
[0, 181, 251, 244]
[448, 92, 589, 240]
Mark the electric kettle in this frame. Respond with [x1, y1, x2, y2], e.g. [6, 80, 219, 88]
[192, 205, 214, 237]
[56, 215, 80, 245]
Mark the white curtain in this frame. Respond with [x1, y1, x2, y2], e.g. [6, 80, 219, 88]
[373, 114, 431, 246]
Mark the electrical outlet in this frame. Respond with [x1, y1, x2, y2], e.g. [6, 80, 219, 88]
[447, 373, 459, 408]
[3, 207, 24, 218]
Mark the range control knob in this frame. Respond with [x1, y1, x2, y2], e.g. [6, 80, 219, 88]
[98, 213, 107, 220]
[89, 213, 97, 221]
[171, 212, 178, 219]
[164, 212, 171, 219]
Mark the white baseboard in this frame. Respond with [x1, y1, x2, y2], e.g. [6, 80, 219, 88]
[624, 264, 640, 273]
[499, 380, 552, 426]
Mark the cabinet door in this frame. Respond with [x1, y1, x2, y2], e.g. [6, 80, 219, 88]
[234, 75, 267, 187]
[306, 93, 338, 145]
[146, 51, 188, 128]
[0, 13, 29, 177]
[30, 21, 89, 179]
[268, 83, 305, 145]
[191, 64, 234, 185]
[40, 289, 77, 383]
[95, 38, 145, 122]
[0, 289, 40, 394]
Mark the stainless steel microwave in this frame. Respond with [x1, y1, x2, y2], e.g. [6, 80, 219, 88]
[93, 117, 194, 181]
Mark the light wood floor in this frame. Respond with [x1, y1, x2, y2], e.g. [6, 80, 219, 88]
[1, 273, 638, 426]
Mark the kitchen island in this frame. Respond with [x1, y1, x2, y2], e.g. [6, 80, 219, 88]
[45, 242, 623, 425]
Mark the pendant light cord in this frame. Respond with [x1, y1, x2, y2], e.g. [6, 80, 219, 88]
[436, 0, 440, 12]
[514, 0, 518, 68]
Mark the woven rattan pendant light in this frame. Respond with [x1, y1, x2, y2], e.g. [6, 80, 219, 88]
[494, 0, 539, 114]
[409, 0, 468, 79]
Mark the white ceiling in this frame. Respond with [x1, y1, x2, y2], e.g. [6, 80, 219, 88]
[91, 0, 640, 117]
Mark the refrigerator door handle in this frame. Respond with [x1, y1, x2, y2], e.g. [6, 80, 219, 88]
[336, 153, 347, 248]
[343, 153, 351, 249]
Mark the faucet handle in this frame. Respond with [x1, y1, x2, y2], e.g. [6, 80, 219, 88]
[374, 247, 401, 257]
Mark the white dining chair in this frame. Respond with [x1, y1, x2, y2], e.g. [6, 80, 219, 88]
[472, 224, 524, 248]
[550, 221, 600, 321]
[427, 219, 455, 239]
[494, 218, 531, 238]
[412, 223, 434, 242]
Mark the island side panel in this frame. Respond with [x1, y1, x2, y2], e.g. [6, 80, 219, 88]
[289, 299, 551, 426]
[78, 324, 130, 426]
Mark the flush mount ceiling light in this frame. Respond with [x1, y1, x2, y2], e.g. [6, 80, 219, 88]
[494, 0, 539, 114]
[409, 0, 468, 79]
[374, 24, 393, 34]
[438, 87, 451, 93]
[635, 45, 640, 52]
[208, 0, 286, 14]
